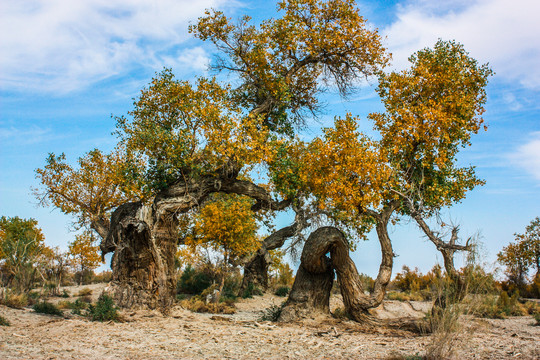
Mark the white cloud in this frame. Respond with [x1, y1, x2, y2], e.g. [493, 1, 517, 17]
[382, 0, 540, 89]
[511, 132, 540, 182]
[0, 125, 58, 145]
[0, 0, 238, 93]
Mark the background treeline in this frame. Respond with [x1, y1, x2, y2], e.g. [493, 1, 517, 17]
[2, 213, 538, 321]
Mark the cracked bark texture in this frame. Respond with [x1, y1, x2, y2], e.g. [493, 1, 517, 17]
[280, 221, 395, 323]
[100, 174, 290, 311]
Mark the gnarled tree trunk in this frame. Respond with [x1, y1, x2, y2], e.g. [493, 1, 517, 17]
[239, 221, 300, 294]
[99, 173, 291, 312]
[102, 202, 178, 311]
[279, 228, 335, 321]
[280, 204, 397, 323]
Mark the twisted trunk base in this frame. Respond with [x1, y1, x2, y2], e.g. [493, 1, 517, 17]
[280, 225, 394, 324]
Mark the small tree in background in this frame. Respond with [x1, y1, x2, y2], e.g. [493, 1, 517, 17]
[68, 231, 102, 285]
[37, 246, 71, 295]
[0, 216, 46, 293]
[498, 217, 540, 296]
[181, 194, 260, 294]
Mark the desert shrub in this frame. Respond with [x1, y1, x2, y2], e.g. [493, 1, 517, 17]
[93, 271, 112, 284]
[178, 265, 213, 295]
[87, 293, 118, 322]
[221, 273, 241, 299]
[27, 290, 42, 305]
[79, 295, 92, 303]
[57, 300, 72, 309]
[74, 269, 94, 285]
[260, 303, 283, 321]
[523, 301, 540, 315]
[473, 291, 528, 319]
[33, 301, 63, 316]
[241, 282, 263, 299]
[386, 290, 426, 302]
[358, 273, 375, 293]
[274, 286, 290, 297]
[180, 297, 235, 314]
[71, 299, 88, 315]
[332, 307, 349, 320]
[1, 291, 28, 309]
[57, 299, 88, 314]
[61, 289, 70, 298]
[534, 313, 540, 326]
[77, 287, 93, 296]
[0, 314, 10, 326]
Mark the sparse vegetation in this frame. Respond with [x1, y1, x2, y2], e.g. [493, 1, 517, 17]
[87, 293, 119, 322]
[33, 301, 63, 316]
[77, 287, 93, 297]
[260, 303, 283, 322]
[274, 286, 290, 297]
[1, 291, 28, 309]
[241, 282, 263, 299]
[0, 314, 10, 326]
[179, 296, 235, 314]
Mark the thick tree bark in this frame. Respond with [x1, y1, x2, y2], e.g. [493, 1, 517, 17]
[239, 222, 299, 293]
[279, 228, 335, 321]
[99, 174, 290, 312]
[280, 204, 397, 323]
[102, 202, 178, 311]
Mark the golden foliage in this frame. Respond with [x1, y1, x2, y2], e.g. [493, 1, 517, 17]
[34, 148, 144, 229]
[68, 231, 102, 272]
[182, 194, 260, 265]
[191, 0, 390, 133]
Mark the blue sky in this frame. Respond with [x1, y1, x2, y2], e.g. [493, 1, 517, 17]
[1, 0, 539, 277]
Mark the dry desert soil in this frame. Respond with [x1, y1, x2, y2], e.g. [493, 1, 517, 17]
[1, 283, 539, 359]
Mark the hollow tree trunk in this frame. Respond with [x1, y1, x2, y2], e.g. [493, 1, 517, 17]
[103, 202, 178, 312]
[240, 248, 271, 293]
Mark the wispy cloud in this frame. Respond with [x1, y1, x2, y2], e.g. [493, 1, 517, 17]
[0, 0, 238, 94]
[0, 125, 60, 145]
[510, 131, 540, 182]
[382, 0, 540, 89]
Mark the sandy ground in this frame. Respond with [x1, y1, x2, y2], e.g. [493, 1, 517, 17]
[1, 284, 539, 359]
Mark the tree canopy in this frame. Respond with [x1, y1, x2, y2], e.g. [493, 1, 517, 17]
[33, 0, 493, 314]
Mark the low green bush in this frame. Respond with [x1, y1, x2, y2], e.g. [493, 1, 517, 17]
[33, 301, 63, 316]
[260, 304, 283, 322]
[261, 304, 283, 321]
[0, 315, 10, 326]
[177, 265, 213, 295]
[274, 286, 290, 297]
[87, 293, 118, 322]
[241, 282, 263, 299]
